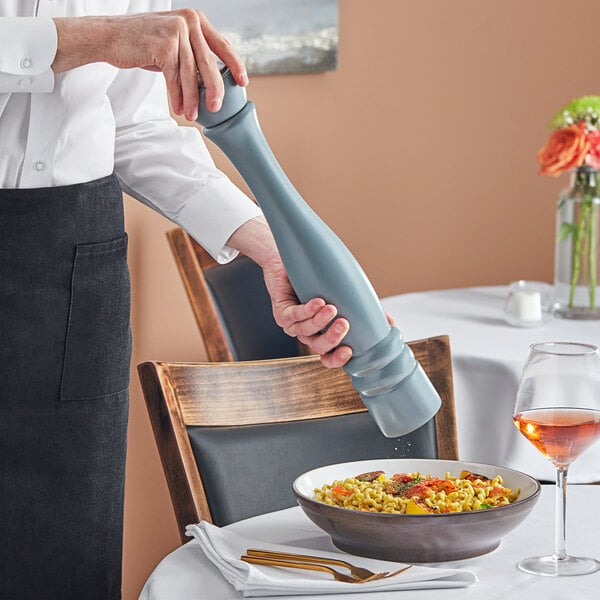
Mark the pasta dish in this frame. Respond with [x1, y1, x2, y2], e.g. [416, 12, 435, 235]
[313, 469, 519, 514]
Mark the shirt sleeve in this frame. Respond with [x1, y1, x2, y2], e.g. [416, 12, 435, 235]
[108, 65, 262, 263]
[0, 18, 57, 93]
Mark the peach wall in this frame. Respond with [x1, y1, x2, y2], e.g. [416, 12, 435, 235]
[122, 1, 596, 597]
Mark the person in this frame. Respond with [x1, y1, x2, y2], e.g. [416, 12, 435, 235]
[0, 3, 351, 599]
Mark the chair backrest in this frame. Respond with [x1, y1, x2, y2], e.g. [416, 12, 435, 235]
[167, 227, 299, 361]
[138, 335, 458, 541]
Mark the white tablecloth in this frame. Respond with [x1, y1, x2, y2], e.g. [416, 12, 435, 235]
[381, 286, 600, 483]
[139, 485, 600, 599]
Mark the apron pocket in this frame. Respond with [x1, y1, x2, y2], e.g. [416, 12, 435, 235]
[60, 234, 131, 401]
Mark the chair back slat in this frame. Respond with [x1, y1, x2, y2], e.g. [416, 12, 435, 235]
[167, 228, 233, 361]
[170, 356, 362, 425]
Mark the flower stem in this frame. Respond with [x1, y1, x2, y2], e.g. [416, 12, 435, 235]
[589, 202, 597, 309]
[568, 205, 585, 308]
[568, 169, 598, 310]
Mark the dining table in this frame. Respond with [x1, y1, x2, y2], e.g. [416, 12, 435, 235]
[381, 285, 600, 483]
[139, 484, 600, 599]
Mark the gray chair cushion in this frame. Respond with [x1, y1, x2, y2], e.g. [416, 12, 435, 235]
[204, 256, 299, 361]
[186, 412, 437, 526]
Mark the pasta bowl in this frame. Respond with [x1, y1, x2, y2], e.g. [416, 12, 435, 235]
[292, 458, 540, 562]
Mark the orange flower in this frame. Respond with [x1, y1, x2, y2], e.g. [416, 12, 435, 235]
[537, 123, 590, 176]
[585, 129, 600, 169]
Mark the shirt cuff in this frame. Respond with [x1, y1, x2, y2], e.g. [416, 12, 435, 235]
[177, 177, 263, 264]
[0, 17, 57, 93]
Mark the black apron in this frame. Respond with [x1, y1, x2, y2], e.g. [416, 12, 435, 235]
[0, 175, 131, 600]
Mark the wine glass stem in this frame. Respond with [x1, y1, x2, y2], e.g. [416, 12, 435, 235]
[554, 465, 568, 561]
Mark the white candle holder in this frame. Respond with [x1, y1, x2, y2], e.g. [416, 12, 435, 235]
[504, 280, 553, 327]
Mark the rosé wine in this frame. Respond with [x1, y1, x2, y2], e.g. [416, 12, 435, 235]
[513, 407, 600, 466]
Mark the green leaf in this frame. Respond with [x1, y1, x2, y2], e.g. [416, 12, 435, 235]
[557, 222, 579, 241]
[550, 95, 600, 129]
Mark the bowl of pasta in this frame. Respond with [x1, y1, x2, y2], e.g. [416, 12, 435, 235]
[292, 458, 541, 562]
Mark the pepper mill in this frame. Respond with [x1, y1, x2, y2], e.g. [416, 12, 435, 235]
[196, 68, 441, 437]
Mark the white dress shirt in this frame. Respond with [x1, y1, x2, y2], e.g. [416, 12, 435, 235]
[0, 0, 262, 262]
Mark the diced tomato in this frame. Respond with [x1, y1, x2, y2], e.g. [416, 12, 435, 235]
[488, 486, 507, 498]
[426, 478, 456, 493]
[423, 478, 443, 488]
[331, 485, 353, 500]
[404, 483, 430, 499]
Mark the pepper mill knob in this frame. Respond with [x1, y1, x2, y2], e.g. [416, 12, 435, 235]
[197, 67, 247, 128]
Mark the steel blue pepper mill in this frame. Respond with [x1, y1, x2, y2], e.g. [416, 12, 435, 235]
[196, 68, 441, 437]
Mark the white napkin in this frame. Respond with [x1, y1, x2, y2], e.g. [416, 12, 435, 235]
[186, 521, 477, 597]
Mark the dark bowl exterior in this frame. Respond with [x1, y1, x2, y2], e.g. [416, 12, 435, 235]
[292, 459, 541, 563]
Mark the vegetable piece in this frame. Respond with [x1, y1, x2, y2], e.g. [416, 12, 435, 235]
[331, 485, 353, 501]
[354, 471, 384, 482]
[404, 483, 430, 499]
[459, 470, 490, 483]
[424, 478, 456, 493]
[488, 486, 509, 498]
[406, 498, 430, 514]
[386, 476, 422, 496]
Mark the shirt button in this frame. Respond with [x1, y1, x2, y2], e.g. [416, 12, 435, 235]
[21, 57, 32, 69]
[33, 161, 46, 172]
[18, 77, 32, 88]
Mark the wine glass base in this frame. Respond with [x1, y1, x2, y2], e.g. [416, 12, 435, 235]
[518, 555, 600, 576]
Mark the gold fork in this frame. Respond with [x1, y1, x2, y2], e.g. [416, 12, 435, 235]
[241, 554, 376, 583]
[246, 548, 402, 581]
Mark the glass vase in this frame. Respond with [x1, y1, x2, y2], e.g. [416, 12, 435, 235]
[553, 166, 600, 319]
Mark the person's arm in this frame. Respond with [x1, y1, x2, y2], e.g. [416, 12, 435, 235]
[52, 9, 244, 120]
[54, 5, 352, 367]
[108, 60, 261, 263]
[106, 43, 351, 366]
[226, 216, 352, 368]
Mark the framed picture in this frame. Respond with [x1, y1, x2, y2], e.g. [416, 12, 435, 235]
[171, 0, 338, 75]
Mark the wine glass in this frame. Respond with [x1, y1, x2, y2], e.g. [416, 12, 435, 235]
[513, 342, 600, 576]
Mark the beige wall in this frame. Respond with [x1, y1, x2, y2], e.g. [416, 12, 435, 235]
[121, 0, 594, 596]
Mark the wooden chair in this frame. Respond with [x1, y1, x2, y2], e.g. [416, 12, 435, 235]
[138, 335, 458, 542]
[166, 227, 299, 361]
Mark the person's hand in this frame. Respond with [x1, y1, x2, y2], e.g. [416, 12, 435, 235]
[261, 258, 352, 369]
[52, 9, 247, 121]
[225, 217, 351, 368]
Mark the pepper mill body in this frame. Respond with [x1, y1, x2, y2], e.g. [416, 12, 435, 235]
[196, 69, 441, 437]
